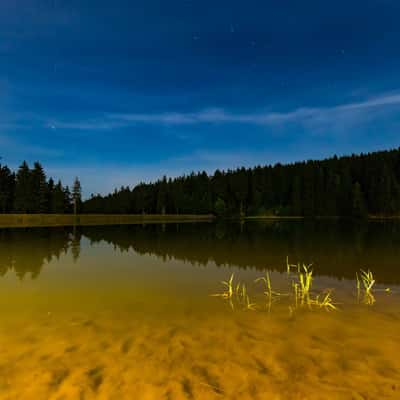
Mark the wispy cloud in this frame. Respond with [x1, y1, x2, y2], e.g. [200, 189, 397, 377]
[46, 91, 400, 132]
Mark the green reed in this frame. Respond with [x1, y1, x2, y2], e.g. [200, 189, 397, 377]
[356, 269, 376, 305]
[211, 273, 234, 299]
[212, 259, 390, 313]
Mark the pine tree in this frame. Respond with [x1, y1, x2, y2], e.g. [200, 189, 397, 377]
[14, 161, 32, 213]
[64, 186, 72, 213]
[47, 178, 55, 212]
[52, 181, 66, 213]
[31, 162, 48, 213]
[72, 177, 82, 215]
[156, 177, 167, 214]
[0, 165, 15, 213]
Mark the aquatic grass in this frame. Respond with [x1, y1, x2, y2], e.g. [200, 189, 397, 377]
[212, 274, 255, 311]
[211, 273, 235, 299]
[210, 259, 377, 313]
[235, 283, 241, 297]
[290, 263, 340, 312]
[356, 269, 393, 304]
[245, 295, 257, 311]
[357, 269, 376, 305]
[241, 283, 247, 301]
[309, 290, 337, 311]
[360, 269, 375, 293]
[356, 272, 361, 302]
[255, 271, 287, 311]
[296, 264, 313, 306]
[222, 273, 235, 299]
[254, 271, 284, 298]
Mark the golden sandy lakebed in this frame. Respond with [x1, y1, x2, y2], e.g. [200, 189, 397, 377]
[0, 221, 400, 399]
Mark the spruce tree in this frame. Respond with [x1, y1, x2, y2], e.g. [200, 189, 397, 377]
[47, 178, 55, 213]
[72, 178, 82, 215]
[64, 186, 72, 213]
[14, 161, 32, 213]
[31, 162, 48, 213]
[51, 181, 65, 213]
[0, 165, 15, 213]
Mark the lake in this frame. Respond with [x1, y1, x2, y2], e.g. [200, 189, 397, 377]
[0, 220, 400, 399]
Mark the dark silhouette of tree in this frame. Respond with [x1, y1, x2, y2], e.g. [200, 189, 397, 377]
[64, 186, 73, 213]
[0, 164, 15, 213]
[71, 177, 82, 215]
[7, 162, 73, 213]
[31, 162, 48, 213]
[54, 180, 68, 213]
[14, 161, 32, 213]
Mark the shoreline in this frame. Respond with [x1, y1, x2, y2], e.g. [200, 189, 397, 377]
[0, 213, 399, 228]
[0, 214, 215, 228]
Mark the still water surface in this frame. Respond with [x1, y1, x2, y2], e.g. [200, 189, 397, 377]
[0, 221, 399, 399]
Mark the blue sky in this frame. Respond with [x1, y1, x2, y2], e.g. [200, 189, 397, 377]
[1, 0, 400, 196]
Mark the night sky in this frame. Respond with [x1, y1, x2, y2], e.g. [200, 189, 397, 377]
[1, 0, 400, 196]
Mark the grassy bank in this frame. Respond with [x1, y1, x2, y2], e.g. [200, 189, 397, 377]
[0, 214, 215, 228]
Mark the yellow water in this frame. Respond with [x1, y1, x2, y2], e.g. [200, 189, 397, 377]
[0, 223, 400, 399]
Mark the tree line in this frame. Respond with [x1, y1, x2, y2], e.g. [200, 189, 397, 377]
[0, 161, 81, 214]
[2, 148, 400, 217]
[83, 148, 400, 217]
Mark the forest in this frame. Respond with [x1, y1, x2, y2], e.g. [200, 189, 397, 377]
[83, 148, 400, 217]
[1, 148, 400, 217]
[0, 161, 81, 214]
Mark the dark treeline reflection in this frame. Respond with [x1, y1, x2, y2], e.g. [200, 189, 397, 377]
[1, 221, 400, 283]
[82, 221, 400, 283]
[0, 227, 79, 279]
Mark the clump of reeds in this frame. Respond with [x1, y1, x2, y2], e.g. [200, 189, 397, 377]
[211, 273, 234, 299]
[211, 273, 235, 309]
[356, 269, 376, 305]
[211, 258, 386, 313]
[212, 273, 257, 310]
[290, 263, 338, 311]
[309, 290, 337, 311]
[289, 262, 313, 306]
[298, 264, 313, 305]
[255, 271, 286, 311]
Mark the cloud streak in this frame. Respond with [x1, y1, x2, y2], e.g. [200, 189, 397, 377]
[46, 91, 400, 131]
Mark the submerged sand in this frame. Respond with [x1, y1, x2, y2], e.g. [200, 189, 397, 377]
[0, 302, 399, 400]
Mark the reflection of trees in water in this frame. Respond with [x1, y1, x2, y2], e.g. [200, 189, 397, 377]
[0, 228, 74, 279]
[71, 226, 82, 263]
[1, 221, 400, 283]
[81, 221, 400, 283]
